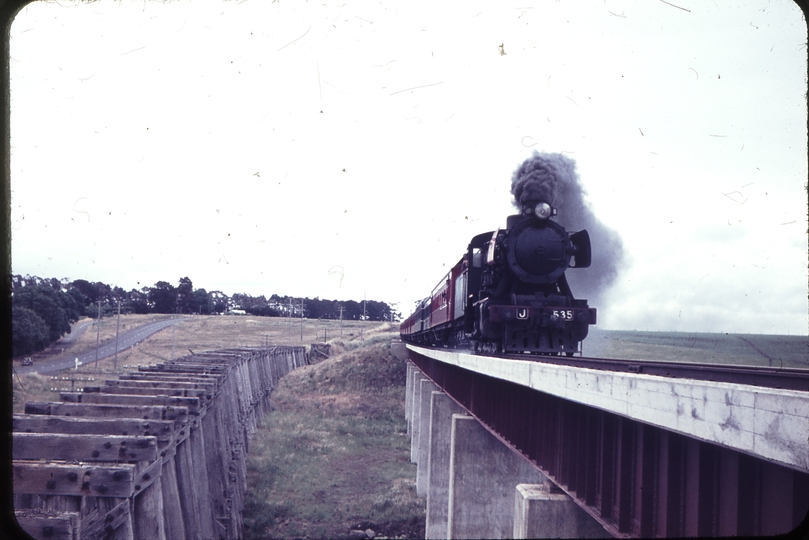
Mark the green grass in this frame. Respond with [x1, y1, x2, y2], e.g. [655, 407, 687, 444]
[585, 328, 808, 368]
[243, 336, 425, 539]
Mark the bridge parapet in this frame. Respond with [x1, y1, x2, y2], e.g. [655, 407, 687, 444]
[415, 345, 809, 473]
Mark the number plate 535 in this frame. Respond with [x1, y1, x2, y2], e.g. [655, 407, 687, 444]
[552, 310, 574, 320]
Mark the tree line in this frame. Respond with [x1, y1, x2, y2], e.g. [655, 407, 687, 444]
[10, 274, 400, 358]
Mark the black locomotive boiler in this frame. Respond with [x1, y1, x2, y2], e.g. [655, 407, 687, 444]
[401, 199, 596, 356]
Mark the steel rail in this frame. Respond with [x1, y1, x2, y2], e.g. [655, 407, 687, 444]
[500, 353, 809, 392]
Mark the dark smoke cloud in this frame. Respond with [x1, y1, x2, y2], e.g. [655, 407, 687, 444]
[510, 151, 625, 308]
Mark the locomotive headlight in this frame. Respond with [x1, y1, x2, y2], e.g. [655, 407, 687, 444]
[534, 202, 553, 220]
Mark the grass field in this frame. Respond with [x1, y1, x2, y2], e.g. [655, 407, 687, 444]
[243, 330, 424, 539]
[11, 314, 383, 413]
[585, 327, 808, 368]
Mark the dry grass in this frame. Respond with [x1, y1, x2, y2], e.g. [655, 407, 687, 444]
[12, 315, 384, 413]
[36, 314, 377, 368]
[11, 372, 59, 414]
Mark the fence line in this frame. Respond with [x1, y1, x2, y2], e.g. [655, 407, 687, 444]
[13, 345, 308, 540]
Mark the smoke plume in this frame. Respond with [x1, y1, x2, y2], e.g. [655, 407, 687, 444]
[510, 151, 625, 308]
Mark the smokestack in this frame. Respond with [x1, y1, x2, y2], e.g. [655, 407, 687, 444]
[510, 151, 624, 308]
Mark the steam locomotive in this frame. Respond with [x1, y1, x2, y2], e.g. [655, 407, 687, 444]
[400, 200, 596, 356]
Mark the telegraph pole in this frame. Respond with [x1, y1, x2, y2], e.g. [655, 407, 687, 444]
[361, 293, 366, 341]
[171, 308, 178, 360]
[94, 300, 101, 369]
[338, 305, 344, 336]
[288, 299, 293, 341]
[300, 298, 304, 341]
[113, 299, 121, 371]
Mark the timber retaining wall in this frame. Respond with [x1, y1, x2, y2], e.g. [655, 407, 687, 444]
[12, 346, 308, 540]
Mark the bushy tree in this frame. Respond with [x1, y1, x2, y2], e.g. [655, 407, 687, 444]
[12, 285, 77, 342]
[127, 288, 150, 314]
[304, 297, 327, 319]
[190, 288, 213, 315]
[231, 293, 281, 317]
[209, 291, 229, 314]
[46, 277, 62, 291]
[11, 274, 399, 342]
[364, 300, 393, 321]
[148, 281, 176, 314]
[70, 279, 97, 305]
[176, 277, 194, 313]
[95, 282, 112, 306]
[65, 288, 86, 317]
[11, 284, 81, 358]
[12, 306, 50, 356]
[111, 286, 127, 302]
[56, 287, 82, 323]
[342, 300, 362, 320]
[69, 279, 111, 311]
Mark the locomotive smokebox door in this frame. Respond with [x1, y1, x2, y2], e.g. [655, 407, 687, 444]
[569, 230, 591, 268]
[505, 218, 571, 284]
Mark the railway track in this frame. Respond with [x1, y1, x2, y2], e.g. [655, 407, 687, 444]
[501, 352, 809, 392]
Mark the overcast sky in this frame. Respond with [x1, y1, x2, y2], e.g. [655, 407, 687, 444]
[8, 0, 808, 335]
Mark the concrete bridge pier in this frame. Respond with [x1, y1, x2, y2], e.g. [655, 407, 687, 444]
[416, 379, 440, 490]
[411, 376, 436, 464]
[447, 413, 546, 539]
[403, 357, 608, 539]
[424, 391, 464, 538]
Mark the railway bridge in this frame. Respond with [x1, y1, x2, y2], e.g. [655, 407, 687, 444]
[395, 341, 809, 539]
